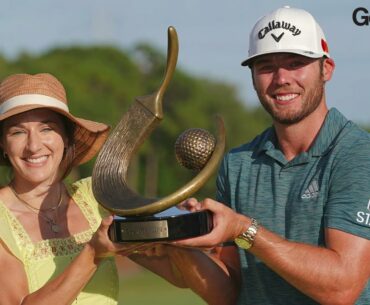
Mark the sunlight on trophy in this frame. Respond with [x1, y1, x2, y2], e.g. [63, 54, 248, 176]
[91, 26, 225, 242]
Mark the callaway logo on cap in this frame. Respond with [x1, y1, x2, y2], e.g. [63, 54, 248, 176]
[241, 6, 330, 66]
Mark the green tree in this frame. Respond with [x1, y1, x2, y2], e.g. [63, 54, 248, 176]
[0, 44, 271, 199]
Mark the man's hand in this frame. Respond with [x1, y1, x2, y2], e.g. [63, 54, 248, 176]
[175, 198, 251, 248]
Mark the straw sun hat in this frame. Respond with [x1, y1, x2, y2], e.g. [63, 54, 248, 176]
[0, 73, 110, 166]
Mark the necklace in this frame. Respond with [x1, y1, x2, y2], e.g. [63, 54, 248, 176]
[9, 184, 63, 234]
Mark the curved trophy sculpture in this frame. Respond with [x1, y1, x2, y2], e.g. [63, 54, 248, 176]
[92, 26, 225, 241]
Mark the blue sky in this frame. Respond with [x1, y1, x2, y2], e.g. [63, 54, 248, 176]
[1, 0, 369, 124]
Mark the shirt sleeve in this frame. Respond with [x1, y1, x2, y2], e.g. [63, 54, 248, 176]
[324, 141, 370, 240]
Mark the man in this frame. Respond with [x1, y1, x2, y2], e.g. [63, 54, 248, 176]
[172, 6, 370, 305]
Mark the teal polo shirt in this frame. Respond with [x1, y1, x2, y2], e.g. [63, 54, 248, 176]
[217, 108, 370, 305]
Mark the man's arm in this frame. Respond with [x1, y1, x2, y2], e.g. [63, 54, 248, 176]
[251, 225, 370, 305]
[130, 244, 241, 305]
[176, 199, 370, 305]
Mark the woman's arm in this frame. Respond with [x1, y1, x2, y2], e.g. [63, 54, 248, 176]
[0, 237, 99, 305]
[0, 216, 139, 305]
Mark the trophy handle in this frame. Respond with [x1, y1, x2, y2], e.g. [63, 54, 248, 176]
[134, 26, 179, 120]
[92, 26, 225, 217]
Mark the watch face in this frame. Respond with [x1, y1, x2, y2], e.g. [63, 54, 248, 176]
[235, 237, 252, 250]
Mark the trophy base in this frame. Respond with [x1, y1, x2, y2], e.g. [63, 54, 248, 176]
[109, 208, 213, 242]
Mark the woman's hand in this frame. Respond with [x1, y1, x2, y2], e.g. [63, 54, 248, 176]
[177, 197, 202, 212]
[87, 216, 146, 260]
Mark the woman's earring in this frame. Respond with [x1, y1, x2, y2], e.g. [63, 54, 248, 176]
[3, 151, 7, 159]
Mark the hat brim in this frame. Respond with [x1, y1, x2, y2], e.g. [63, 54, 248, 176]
[241, 49, 329, 67]
[0, 104, 110, 166]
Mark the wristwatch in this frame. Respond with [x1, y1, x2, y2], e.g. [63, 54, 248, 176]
[234, 218, 259, 250]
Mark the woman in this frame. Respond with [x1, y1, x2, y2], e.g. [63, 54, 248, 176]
[0, 73, 141, 305]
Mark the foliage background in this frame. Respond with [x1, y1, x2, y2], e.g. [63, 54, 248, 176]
[0, 45, 272, 197]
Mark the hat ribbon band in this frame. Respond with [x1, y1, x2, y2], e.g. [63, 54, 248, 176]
[0, 94, 69, 114]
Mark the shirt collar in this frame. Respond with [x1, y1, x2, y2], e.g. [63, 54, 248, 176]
[255, 127, 277, 156]
[255, 108, 350, 160]
[309, 108, 349, 157]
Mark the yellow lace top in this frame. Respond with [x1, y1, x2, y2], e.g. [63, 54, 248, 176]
[0, 177, 119, 304]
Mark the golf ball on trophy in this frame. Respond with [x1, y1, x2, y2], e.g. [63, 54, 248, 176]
[175, 128, 216, 171]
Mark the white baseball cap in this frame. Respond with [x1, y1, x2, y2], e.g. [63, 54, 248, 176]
[241, 6, 330, 66]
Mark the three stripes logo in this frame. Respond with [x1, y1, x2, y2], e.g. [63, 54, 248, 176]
[301, 180, 319, 199]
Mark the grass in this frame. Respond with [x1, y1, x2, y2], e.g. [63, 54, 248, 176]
[118, 269, 206, 305]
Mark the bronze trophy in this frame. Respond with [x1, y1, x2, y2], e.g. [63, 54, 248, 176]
[91, 26, 225, 242]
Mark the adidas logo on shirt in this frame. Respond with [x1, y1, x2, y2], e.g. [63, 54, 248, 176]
[301, 180, 319, 199]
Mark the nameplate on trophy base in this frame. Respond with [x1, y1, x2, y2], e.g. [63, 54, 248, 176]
[109, 208, 213, 242]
